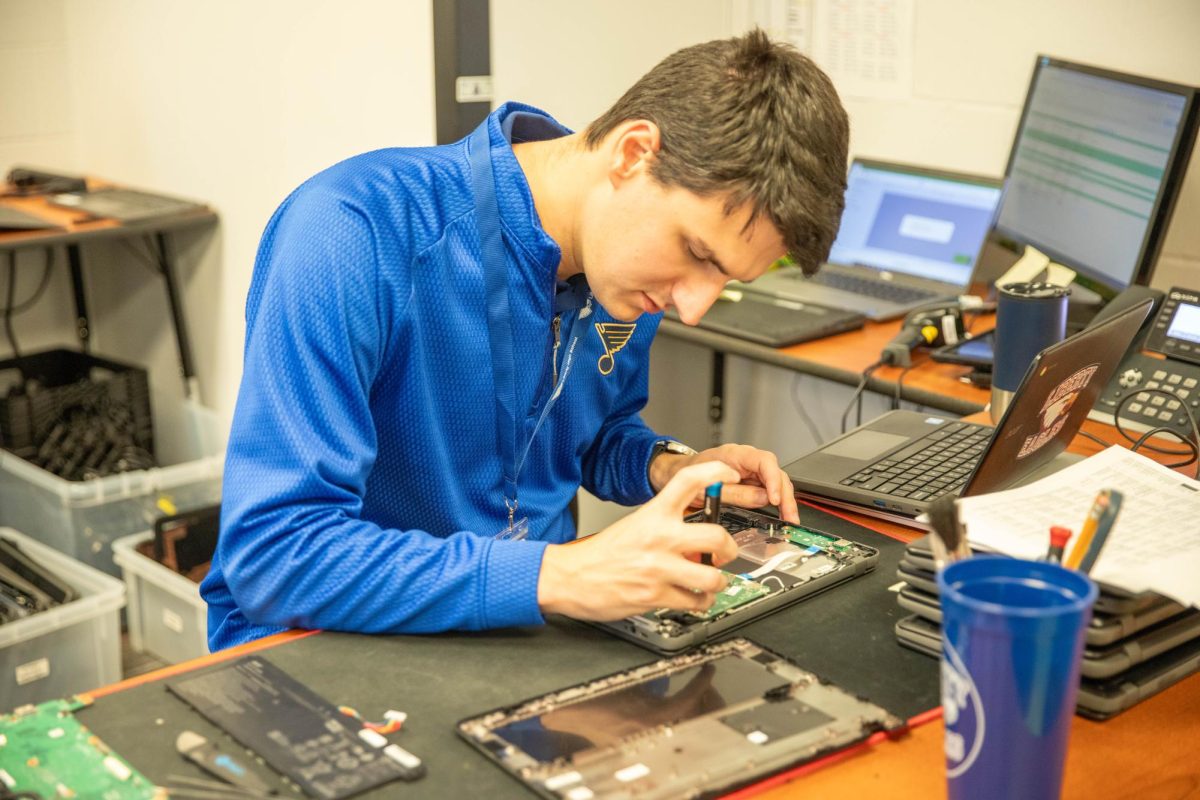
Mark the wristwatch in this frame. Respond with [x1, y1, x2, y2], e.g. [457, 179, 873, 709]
[648, 439, 698, 485]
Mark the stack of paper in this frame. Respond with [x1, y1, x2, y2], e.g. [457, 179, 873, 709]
[956, 446, 1200, 607]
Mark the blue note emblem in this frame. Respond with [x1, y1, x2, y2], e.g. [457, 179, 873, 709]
[942, 638, 985, 778]
[595, 323, 636, 376]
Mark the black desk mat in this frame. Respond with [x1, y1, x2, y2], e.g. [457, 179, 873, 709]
[81, 506, 938, 798]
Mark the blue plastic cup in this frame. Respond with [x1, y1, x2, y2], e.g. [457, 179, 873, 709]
[938, 557, 1097, 800]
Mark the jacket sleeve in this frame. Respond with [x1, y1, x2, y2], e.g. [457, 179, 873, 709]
[215, 188, 548, 636]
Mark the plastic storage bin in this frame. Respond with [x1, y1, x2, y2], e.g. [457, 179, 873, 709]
[112, 531, 208, 664]
[0, 389, 224, 577]
[0, 527, 125, 711]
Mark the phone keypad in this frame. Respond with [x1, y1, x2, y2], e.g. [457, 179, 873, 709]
[1102, 363, 1200, 430]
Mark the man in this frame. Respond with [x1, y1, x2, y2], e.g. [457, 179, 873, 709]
[202, 29, 849, 649]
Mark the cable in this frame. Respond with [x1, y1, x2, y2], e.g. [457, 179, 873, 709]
[789, 374, 825, 444]
[1077, 430, 1113, 450]
[4, 252, 21, 360]
[840, 360, 884, 435]
[892, 364, 914, 410]
[1112, 386, 1200, 479]
[2, 248, 54, 315]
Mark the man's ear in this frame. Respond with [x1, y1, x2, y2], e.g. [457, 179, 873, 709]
[607, 120, 661, 186]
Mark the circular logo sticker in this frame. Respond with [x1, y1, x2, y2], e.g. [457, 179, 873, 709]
[942, 638, 985, 779]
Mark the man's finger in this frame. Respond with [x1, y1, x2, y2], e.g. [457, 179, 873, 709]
[657, 585, 717, 614]
[750, 452, 784, 507]
[655, 461, 739, 513]
[655, 557, 729, 594]
[719, 484, 770, 509]
[777, 471, 801, 524]
[665, 522, 738, 562]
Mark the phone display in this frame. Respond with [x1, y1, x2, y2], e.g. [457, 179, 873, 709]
[931, 329, 995, 368]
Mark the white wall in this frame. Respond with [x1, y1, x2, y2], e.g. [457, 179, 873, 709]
[1, 0, 435, 429]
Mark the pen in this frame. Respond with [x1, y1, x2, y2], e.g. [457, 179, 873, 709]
[1064, 489, 1110, 570]
[701, 482, 722, 566]
[1077, 489, 1123, 574]
[1045, 526, 1072, 564]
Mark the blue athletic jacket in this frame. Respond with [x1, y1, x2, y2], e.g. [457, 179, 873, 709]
[201, 103, 664, 649]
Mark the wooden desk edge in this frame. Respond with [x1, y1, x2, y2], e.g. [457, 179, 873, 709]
[85, 628, 318, 699]
[658, 318, 988, 415]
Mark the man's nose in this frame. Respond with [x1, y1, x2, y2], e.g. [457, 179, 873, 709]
[671, 275, 727, 326]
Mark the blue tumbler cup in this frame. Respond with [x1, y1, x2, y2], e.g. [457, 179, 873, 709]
[938, 557, 1097, 800]
[991, 282, 1070, 422]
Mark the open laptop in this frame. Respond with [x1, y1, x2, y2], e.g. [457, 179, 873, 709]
[746, 159, 1003, 321]
[783, 298, 1154, 527]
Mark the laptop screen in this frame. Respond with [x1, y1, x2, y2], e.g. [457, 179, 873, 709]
[827, 160, 1003, 286]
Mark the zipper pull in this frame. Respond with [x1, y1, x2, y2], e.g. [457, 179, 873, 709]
[551, 315, 562, 387]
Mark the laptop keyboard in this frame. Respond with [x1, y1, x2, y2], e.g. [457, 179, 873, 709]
[806, 270, 941, 304]
[839, 422, 991, 502]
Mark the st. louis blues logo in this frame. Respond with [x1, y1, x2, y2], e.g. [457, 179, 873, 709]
[942, 637, 985, 779]
[595, 323, 636, 375]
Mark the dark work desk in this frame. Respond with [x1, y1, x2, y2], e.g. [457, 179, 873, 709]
[75, 419, 1200, 799]
[80, 505, 935, 799]
[0, 180, 218, 395]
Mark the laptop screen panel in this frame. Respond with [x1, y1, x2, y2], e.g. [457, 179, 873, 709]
[962, 298, 1153, 496]
[827, 161, 1002, 286]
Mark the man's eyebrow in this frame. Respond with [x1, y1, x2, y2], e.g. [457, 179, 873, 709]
[694, 238, 731, 275]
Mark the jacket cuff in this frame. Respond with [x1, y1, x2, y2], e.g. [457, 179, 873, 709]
[479, 537, 550, 629]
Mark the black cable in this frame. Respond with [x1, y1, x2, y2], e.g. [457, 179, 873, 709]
[4, 251, 21, 360]
[1112, 386, 1200, 479]
[5, 247, 54, 315]
[841, 360, 884, 435]
[892, 364, 914, 410]
[789, 374, 825, 445]
[1077, 429, 1113, 450]
[1113, 387, 1198, 456]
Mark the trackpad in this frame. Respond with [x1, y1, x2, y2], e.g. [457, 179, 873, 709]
[821, 430, 910, 461]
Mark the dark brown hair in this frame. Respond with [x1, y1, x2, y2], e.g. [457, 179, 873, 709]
[585, 29, 849, 275]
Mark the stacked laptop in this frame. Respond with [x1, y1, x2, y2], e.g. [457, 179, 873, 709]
[892, 535, 1200, 719]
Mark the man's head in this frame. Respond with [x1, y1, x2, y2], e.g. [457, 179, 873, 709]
[576, 29, 849, 323]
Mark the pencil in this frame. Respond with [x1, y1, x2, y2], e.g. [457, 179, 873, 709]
[1078, 490, 1123, 574]
[1064, 490, 1109, 570]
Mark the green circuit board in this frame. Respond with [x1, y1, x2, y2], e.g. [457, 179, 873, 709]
[783, 525, 854, 553]
[700, 573, 771, 619]
[0, 696, 163, 800]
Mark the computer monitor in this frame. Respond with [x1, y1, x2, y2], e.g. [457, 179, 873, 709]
[993, 56, 1198, 293]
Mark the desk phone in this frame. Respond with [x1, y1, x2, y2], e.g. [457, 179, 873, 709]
[1091, 286, 1200, 433]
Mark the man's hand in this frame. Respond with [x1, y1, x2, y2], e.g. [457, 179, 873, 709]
[538, 462, 741, 621]
[649, 443, 800, 524]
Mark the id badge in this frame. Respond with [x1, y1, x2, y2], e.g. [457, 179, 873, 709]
[495, 516, 530, 541]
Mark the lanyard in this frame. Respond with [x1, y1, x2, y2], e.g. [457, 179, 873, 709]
[468, 122, 590, 528]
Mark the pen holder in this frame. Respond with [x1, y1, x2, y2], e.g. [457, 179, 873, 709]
[991, 282, 1070, 422]
[938, 557, 1096, 800]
